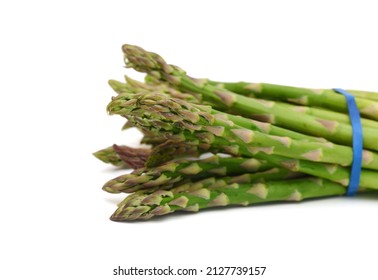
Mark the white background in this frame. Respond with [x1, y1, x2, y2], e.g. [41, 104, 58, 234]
[1, 0, 378, 279]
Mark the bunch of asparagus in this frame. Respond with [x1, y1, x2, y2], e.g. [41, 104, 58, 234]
[94, 44, 378, 221]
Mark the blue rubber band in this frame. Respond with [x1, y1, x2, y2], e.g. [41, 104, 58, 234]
[333, 88, 363, 196]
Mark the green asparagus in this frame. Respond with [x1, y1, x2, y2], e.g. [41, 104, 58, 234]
[107, 90, 378, 190]
[107, 91, 378, 171]
[121, 44, 378, 151]
[93, 144, 150, 169]
[103, 155, 280, 193]
[94, 44, 378, 222]
[111, 177, 346, 221]
[208, 80, 378, 120]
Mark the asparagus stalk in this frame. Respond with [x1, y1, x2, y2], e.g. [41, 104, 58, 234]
[277, 101, 378, 129]
[112, 144, 150, 169]
[107, 91, 378, 190]
[93, 146, 125, 167]
[110, 177, 346, 221]
[103, 155, 278, 193]
[93, 144, 150, 169]
[109, 76, 201, 103]
[121, 44, 378, 151]
[208, 81, 378, 120]
[145, 139, 211, 167]
[121, 120, 134, 130]
[140, 134, 166, 145]
[348, 90, 378, 102]
[115, 167, 306, 210]
[208, 81, 378, 129]
[217, 109, 327, 143]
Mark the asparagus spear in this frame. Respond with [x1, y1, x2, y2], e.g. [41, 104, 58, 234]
[110, 177, 346, 221]
[208, 81, 378, 129]
[216, 109, 327, 143]
[207, 81, 378, 120]
[109, 76, 201, 103]
[93, 146, 125, 167]
[121, 44, 378, 151]
[93, 144, 150, 169]
[277, 101, 378, 129]
[348, 90, 378, 102]
[112, 144, 150, 169]
[115, 167, 306, 210]
[121, 120, 134, 130]
[107, 91, 378, 189]
[145, 139, 211, 167]
[140, 134, 166, 145]
[103, 155, 278, 193]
